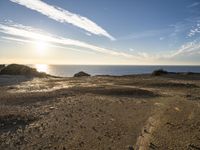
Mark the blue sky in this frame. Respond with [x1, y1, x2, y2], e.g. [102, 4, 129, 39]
[0, 0, 200, 65]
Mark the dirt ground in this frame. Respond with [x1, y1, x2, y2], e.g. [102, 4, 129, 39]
[0, 74, 200, 150]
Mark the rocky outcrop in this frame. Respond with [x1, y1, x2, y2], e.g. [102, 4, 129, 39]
[73, 71, 91, 77]
[0, 64, 5, 71]
[0, 64, 46, 77]
[152, 69, 168, 76]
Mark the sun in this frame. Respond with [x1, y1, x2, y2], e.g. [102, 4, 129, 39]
[35, 40, 48, 55]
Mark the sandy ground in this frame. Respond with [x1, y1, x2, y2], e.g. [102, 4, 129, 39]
[0, 74, 200, 150]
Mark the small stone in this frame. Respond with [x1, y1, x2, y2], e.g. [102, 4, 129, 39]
[128, 145, 134, 150]
[63, 147, 66, 150]
[50, 107, 55, 110]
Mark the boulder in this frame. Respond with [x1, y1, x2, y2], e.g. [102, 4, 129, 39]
[152, 69, 168, 76]
[74, 71, 91, 77]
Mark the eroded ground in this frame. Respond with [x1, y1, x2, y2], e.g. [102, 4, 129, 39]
[0, 74, 200, 150]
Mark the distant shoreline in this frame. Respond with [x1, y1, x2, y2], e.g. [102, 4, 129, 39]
[1, 64, 200, 78]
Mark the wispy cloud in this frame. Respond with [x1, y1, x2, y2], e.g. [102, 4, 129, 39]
[168, 41, 200, 58]
[117, 28, 170, 41]
[169, 22, 191, 37]
[129, 48, 153, 59]
[188, 2, 200, 8]
[129, 48, 135, 52]
[0, 22, 129, 57]
[9, 0, 115, 40]
[0, 22, 199, 64]
[129, 40, 200, 62]
[146, 40, 200, 63]
[1, 36, 95, 54]
[159, 37, 165, 40]
[86, 32, 92, 36]
[188, 23, 200, 37]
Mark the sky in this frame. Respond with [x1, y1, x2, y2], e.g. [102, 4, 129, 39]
[0, 0, 200, 65]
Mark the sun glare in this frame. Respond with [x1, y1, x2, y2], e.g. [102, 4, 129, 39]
[35, 64, 48, 73]
[35, 40, 48, 55]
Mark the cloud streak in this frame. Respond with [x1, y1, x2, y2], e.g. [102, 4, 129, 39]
[168, 41, 200, 58]
[188, 2, 200, 8]
[0, 22, 199, 64]
[188, 23, 200, 37]
[9, 0, 115, 40]
[1, 36, 95, 55]
[129, 40, 200, 62]
[0, 23, 129, 57]
[117, 28, 172, 41]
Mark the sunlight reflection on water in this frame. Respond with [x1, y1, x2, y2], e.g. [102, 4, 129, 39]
[35, 64, 49, 73]
[31, 65, 200, 77]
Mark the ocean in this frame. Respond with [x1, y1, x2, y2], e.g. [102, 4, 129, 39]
[31, 65, 200, 77]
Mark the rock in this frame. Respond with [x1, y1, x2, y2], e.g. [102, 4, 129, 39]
[149, 142, 158, 149]
[128, 145, 134, 150]
[152, 69, 168, 76]
[73, 71, 91, 77]
[187, 143, 200, 149]
[0, 64, 5, 71]
[0, 64, 47, 77]
[0, 64, 37, 76]
[63, 147, 66, 150]
[49, 107, 55, 110]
